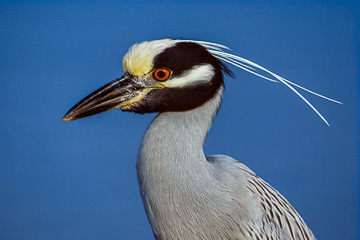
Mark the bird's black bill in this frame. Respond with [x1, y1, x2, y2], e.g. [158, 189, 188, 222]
[62, 74, 157, 122]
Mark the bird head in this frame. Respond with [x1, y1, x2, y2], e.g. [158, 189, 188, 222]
[62, 39, 231, 121]
[63, 39, 339, 124]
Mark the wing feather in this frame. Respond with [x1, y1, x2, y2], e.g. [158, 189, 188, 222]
[207, 155, 316, 240]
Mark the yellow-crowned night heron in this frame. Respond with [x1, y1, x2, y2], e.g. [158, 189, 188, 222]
[63, 39, 340, 240]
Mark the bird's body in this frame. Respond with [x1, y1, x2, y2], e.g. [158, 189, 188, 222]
[62, 39, 338, 240]
[137, 87, 314, 240]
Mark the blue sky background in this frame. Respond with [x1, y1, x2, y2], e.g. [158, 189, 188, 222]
[0, 1, 358, 240]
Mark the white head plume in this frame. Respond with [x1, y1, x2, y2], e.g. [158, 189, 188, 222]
[177, 39, 342, 126]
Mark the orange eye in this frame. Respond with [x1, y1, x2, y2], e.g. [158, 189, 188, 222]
[153, 68, 172, 81]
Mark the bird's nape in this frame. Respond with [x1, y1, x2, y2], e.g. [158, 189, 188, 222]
[185, 39, 342, 126]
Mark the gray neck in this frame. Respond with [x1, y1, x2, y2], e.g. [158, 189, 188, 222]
[136, 87, 224, 238]
[137, 87, 223, 179]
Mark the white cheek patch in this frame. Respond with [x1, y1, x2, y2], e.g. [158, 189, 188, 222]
[162, 64, 215, 88]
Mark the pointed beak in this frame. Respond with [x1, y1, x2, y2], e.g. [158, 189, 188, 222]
[62, 74, 162, 122]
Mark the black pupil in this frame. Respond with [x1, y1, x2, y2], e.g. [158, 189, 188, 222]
[157, 70, 166, 79]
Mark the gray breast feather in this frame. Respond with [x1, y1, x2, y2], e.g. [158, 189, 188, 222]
[206, 154, 316, 240]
